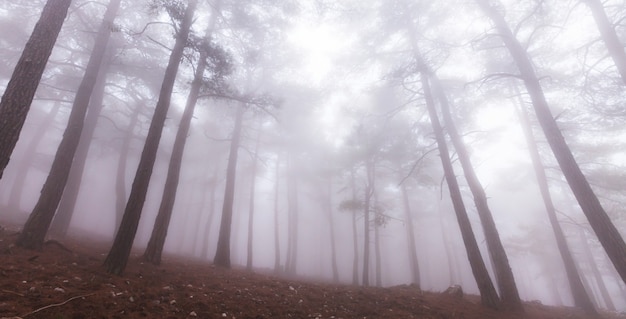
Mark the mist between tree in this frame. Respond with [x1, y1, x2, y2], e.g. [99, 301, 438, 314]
[0, 0, 625, 315]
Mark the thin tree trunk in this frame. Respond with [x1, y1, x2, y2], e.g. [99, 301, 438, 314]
[327, 176, 339, 283]
[401, 183, 421, 287]
[213, 105, 244, 268]
[421, 71, 500, 309]
[516, 100, 597, 315]
[103, 0, 197, 275]
[0, 0, 72, 180]
[476, 0, 626, 285]
[362, 160, 374, 287]
[374, 191, 382, 287]
[17, 0, 122, 249]
[200, 170, 218, 260]
[8, 102, 62, 210]
[580, 228, 616, 311]
[273, 156, 281, 273]
[350, 170, 359, 285]
[49, 45, 113, 239]
[285, 159, 299, 275]
[143, 10, 218, 264]
[583, 0, 626, 85]
[245, 126, 261, 271]
[430, 76, 522, 311]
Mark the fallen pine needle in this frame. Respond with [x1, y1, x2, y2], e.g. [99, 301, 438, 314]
[1, 289, 24, 297]
[21, 293, 96, 318]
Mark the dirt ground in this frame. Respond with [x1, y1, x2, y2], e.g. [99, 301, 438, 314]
[0, 223, 624, 319]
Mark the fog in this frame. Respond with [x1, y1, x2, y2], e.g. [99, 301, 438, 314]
[1, 0, 625, 313]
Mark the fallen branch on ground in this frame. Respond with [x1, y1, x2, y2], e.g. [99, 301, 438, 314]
[20, 293, 96, 318]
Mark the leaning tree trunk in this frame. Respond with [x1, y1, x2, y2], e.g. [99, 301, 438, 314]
[17, 0, 122, 250]
[49, 45, 113, 239]
[0, 0, 71, 180]
[475, 0, 626, 285]
[430, 75, 522, 311]
[516, 100, 597, 315]
[284, 159, 300, 275]
[401, 182, 421, 288]
[200, 170, 218, 260]
[579, 228, 616, 311]
[143, 13, 218, 264]
[103, 0, 197, 275]
[583, 0, 626, 85]
[421, 71, 500, 309]
[213, 105, 244, 268]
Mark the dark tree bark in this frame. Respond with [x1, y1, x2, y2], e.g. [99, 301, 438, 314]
[143, 20, 217, 264]
[430, 77, 522, 311]
[273, 156, 281, 273]
[475, 0, 626, 286]
[103, 0, 197, 275]
[8, 102, 62, 210]
[0, 0, 71, 180]
[350, 169, 359, 285]
[583, 0, 626, 85]
[49, 46, 113, 239]
[401, 183, 421, 288]
[516, 101, 597, 315]
[245, 127, 261, 271]
[421, 71, 500, 309]
[17, 0, 122, 250]
[213, 105, 244, 268]
[326, 176, 339, 283]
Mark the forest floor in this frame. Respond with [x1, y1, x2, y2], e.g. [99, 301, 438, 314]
[0, 221, 624, 319]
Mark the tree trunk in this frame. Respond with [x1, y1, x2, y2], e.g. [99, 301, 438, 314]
[475, 0, 626, 285]
[374, 197, 382, 287]
[103, 0, 197, 275]
[49, 45, 113, 239]
[17, 0, 122, 250]
[350, 170, 359, 285]
[8, 102, 62, 210]
[579, 228, 616, 311]
[516, 101, 597, 315]
[143, 12, 217, 263]
[285, 158, 300, 275]
[421, 71, 500, 309]
[362, 160, 374, 287]
[583, 0, 626, 85]
[200, 170, 218, 260]
[326, 176, 339, 283]
[245, 126, 261, 271]
[0, 0, 71, 180]
[273, 156, 281, 273]
[213, 105, 244, 268]
[430, 76, 522, 311]
[401, 183, 421, 287]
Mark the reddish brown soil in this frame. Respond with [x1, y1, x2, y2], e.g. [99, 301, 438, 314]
[0, 224, 623, 319]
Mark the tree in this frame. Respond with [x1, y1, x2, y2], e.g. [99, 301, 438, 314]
[582, 0, 626, 85]
[213, 105, 245, 268]
[400, 182, 420, 288]
[516, 98, 597, 315]
[143, 3, 227, 265]
[245, 123, 262, 271]
[475, 0, 626, 286]
[0, 0, 72, 180]
[104, 0, 198, 275]
[430, 76, 522, 311]
[420, 70, 500, 309]
[17, 0, 123, 249]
